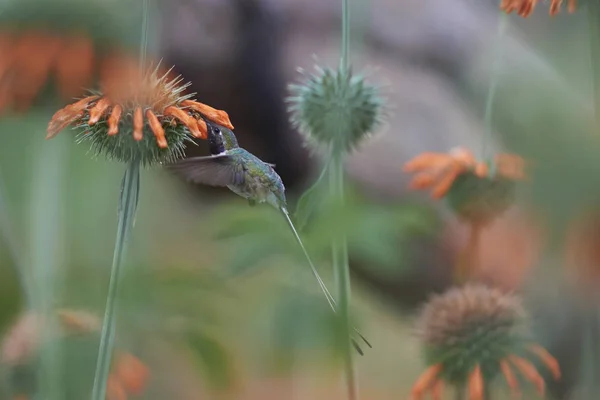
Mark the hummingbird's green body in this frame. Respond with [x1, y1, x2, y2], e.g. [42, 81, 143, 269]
[169, 122, 371, 354]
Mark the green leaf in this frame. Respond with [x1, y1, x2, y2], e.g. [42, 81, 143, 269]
[185, 331, 234, 390]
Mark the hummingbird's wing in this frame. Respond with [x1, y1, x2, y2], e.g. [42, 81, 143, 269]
[167, 155, 245, 187]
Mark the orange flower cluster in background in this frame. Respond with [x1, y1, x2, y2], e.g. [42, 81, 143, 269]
[500, 0, 577, 16]
[403, 148, 525, 199]
[0, 30, 113, 113]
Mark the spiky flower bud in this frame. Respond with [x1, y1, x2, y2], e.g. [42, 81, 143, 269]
[287, 65, 382, 153]
[410, 284, 561, 400]
[46, 61, 234, 166]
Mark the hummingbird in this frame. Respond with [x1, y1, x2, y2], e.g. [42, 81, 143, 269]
[168, 122, 371, 354]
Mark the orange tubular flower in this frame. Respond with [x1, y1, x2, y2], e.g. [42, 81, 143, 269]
[411, 284, 561, 400]
[500, 0, 577, 16]
[46, 61, 234, 165]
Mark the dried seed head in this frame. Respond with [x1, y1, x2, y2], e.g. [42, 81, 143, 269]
[287, 65, 383, 153]
[46, 62, 233, 165]
[417, 284, 527, 384]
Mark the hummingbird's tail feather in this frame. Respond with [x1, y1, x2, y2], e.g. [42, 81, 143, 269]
[280, 207, 372, 354]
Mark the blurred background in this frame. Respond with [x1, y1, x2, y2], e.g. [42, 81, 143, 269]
[0, 0, 598, 398]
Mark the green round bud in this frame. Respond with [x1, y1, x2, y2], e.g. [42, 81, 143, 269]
[417, 284, 528, 385]
[287, 65, 383, 153]
[445, 168, 516, 225]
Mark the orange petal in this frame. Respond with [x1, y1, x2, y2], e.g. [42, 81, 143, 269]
[468, 365, 484, 400]
[181, 100, 234, 129]
[133, 107, 144, 141]
[527, 344, 561, 380]
[568, 0, 576, 12]
[108, 105, 123, 136]
[114, 353, 149, 395]
[449, 147, 476, 169]
[196, 118, 208, 140]
[88, 97, 112, 125]
[409, 364, 442, 400]
[474, 162, 488, 178]
[509, 355, 545, 395]
[46, 96, 98, 139]
[431, 164, 462, 199]
[146, 109, 167, 148]
[431, 379, 444, 400]
[403, 153, 449, 172]
[164, 106, 202, 138]
[409, 172, 438, 190]
[500, 359, 521, 398]
[105, 375, 127, 400]
[57, 309, 100, 334]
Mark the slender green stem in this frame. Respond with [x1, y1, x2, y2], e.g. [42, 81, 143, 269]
[588, 2, 600, 127]
[341, 0, 350, 70]
[481, 13, 508, 163]
[90, 159, 140, 400]
[330, 152, 357, 400]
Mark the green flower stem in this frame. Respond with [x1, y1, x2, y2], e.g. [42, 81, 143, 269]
[90, 158, 140, 400]
[481, 13, 507, 163]
[330, 152, 357, 400]
[341, 0, 350, 70]
[588, 1, 600, 126]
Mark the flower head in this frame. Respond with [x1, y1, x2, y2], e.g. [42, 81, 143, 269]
[500, 0, 577, 16]
[287, 65, 383, 153]
[46, 61, 234, 165]
[404, 148, 526, 224]
[411, 284, 560, 400]
[0, 0, 136, 113]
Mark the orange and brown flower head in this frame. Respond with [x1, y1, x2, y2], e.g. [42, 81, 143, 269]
[46, 62, 234, 165]
[0, 0, 138, 114]
[410, 284, 560, 400]
[500, 0, 577, 16]
[404, 148, 526, 224]
[106, 352, 149, 400]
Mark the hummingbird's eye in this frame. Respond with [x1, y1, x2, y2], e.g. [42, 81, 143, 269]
[213, 127, 221, 135]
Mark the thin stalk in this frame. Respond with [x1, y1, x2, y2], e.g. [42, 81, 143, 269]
[481, 13, 508, 164]
[30, 133, 68, 400]
[588, 1, 600, 127]
[330, 152, 357, 400]
[139, 0, 149, 68]
[341, 0, 350, 70]
[90, 159, 140, 400]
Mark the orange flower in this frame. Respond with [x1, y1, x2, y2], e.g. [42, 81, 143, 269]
[404, 148, 526, 200]
[46, 61, 233, 165]
[0, 30, 127, 114]
[500, 0, 576, 16]
[412, 284, 560, 400]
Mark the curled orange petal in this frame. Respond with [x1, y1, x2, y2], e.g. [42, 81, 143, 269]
[46, 96, 98, 139]
[133, 107, 143, 141]
[108, 105, 123, 136]
[88, 97, 112, 125]
[403, 153, 449, 173]
[196, 118, 208, 140]
[568, 0, 576, 12]
[509, 355, 545, 395]
[431, 164, 463, 199]
[474, 162, 488, 178]
[164, 106, 201, 138]
[409, 172, 438, 190]
[54, 35, 94, 99]
[146, 109, 167, 148]
[409, 364, 442, 400]
[181, 100, 234, 129]
[449, 147, 476, 168]
[500, 359, 521, 398]
[528, 344, 561, 380]
[106, 375, 127, 400]
[468, 365, 484, 400]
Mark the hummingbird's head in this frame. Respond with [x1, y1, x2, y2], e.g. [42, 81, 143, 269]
[206, 123, 226, 155]
[206, 122, 239, 151]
